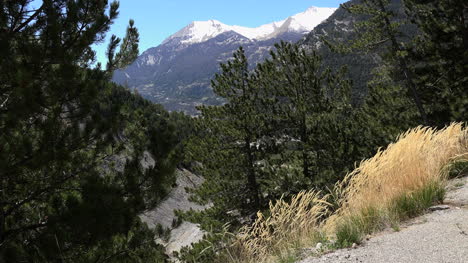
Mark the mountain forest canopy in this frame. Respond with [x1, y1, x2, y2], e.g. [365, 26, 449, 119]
[0, 0, 466, 262]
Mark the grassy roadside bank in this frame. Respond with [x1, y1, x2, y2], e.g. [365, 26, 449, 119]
[228, 123, 467, 263]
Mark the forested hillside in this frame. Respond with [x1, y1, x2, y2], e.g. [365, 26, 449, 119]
[0, 1, 192, 262]
[0, 0, 466, 262]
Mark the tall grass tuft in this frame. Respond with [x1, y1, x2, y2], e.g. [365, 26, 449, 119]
[231, 190, 329, 262]
[230, 123, 467, 262]
[327, 123, 467, 233]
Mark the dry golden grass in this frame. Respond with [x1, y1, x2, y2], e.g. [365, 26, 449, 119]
[229, 190, 329, 262]
[327, 123, 467, 231]
[230, 123, 467, 263]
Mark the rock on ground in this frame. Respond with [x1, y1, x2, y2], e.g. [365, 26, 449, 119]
[299, 176, 468, 263]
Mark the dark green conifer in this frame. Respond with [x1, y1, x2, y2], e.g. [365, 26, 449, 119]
[404, 0, 468, 124]
[187, 47, 264, 219]
[0, 1, 177, 261]
[328, 0, 428, 125]
[264, 42, 353, 185]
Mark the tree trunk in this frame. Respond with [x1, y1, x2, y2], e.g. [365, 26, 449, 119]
[245, 137, 260, 209]
[0, 209, 5, 247]
[301, 114, 311, 180]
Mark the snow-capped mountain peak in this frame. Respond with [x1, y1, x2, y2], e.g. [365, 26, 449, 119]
[265, 6, 336, 39]
[162, 6, 337, 45]
[162, 19, 231, 45]
[288, 6, 336, 31]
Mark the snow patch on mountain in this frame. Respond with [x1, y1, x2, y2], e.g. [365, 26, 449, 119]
[146, 55, 158, 65]
[162, 20, 227, 45]
[162, 6, 337, 45]
[290, 6, 337, 31]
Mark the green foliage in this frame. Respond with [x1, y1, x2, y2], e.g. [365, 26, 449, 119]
[187, 47, 265, 220]
[330, 0, 407, 54]
[335, 206, 384, 248]
[71, 220, 168, 263]
[104, 85, 191, 208]
[362, 64, 419, 146]
[404, 0, 468, 125]
[171, 217, 183, 228]
[262, 42, 358, 187]
[186, 45, 359, 227]
[106, 19, 140, 72]
[328, 0, 467, 126]
[326, 0, 429, 125]
[446, 159, 468, 179]
[115, 19, 140, 70]
[336, 182, 445, 248]
[390, 182, 445, 221]
[180, 0, 465, 260]
[0, 1, 190, 261]
[174, 225, 235, 263]
[335, 218, 364, 248]
[182, 43, 381, 260]
[154, 223, 171, 242]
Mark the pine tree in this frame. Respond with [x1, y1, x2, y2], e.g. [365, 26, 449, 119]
[0, 1, 172, 261]
[263, 42, 354, 186]
[360, 63, 419, 147]
[106, 19, 140, 72]
[186, 47, 265, 223]
[327, 0, 428, 125]
[404, 0, 468, 125]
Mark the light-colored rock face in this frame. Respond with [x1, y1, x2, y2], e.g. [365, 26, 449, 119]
[102, 148, 155, 174]
[140, 169, 207, 257]
[141, 169, 205, 229]
[101, 150, 207, 257]
[165, 222, 205, 255]
[140, 150, 156, 169]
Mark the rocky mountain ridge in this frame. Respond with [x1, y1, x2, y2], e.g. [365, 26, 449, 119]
[162, 6, 336, 45]
[113, 6, 337, 114]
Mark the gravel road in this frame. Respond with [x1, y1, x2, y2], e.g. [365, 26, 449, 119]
[299, 176, 468, 263]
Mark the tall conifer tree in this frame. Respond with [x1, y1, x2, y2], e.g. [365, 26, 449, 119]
[263, 42, 353, 185]
[0, 1, 171, 261]
[187, 47, 264, 220]
[404, 0, 468, 124]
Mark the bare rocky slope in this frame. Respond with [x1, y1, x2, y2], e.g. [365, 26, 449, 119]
[140, 169, 207, 258]
[299, 176, 468, 263]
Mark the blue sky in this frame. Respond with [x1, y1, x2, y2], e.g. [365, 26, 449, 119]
[82, 1, 346, 65]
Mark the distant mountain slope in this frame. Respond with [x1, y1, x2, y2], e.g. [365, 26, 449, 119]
[301, 0, 415, 103]
[113, 7, 336, 114]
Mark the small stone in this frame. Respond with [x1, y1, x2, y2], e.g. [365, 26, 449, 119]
[428, 205, 450, 211]
[352, 243, 358, 249]
[315, 242, 323, 250]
